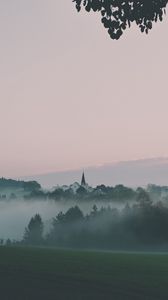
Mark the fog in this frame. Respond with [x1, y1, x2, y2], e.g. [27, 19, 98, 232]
[0, 199, 127, 240]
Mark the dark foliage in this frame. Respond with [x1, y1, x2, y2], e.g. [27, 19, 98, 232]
[0, 178, 41, 191]
[76, 185, 88, 196]
[44, 197, 168, 249]
[24, 189, 47, 200]
[73, 0, 168, 39]
[48, 187, 74, 200]
[23, 214, 44, 245]
[47, 184, 136, 201]
[54, 206, 84, 224]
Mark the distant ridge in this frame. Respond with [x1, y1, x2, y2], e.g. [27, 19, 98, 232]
[20, 157, 168, 188]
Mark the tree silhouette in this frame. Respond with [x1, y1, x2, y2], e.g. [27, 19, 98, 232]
[73, 0, 167, 39]
[24, 214, 44, 245]
[55, 206, 84, 224]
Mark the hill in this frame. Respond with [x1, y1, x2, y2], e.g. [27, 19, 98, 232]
[0, 178, 41, 190]
[0, 178, 41, 199]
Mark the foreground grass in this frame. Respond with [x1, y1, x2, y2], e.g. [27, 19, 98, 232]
[0, 247, 168, 299]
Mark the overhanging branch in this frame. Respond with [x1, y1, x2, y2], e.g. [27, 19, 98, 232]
[73, 0, 168, 39]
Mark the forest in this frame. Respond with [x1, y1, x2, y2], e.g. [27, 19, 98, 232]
[2, 187, 168, 251]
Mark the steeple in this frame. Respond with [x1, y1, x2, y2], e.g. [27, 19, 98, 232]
[81, 171, 86, 186]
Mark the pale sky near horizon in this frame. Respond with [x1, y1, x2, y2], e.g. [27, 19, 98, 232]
[0, 1, 168, 178]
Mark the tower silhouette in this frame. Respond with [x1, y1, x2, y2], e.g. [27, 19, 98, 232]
[81, 171, 86, 186]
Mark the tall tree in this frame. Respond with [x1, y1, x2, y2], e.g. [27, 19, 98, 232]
[73, 0, 167, 39]
[24, 214, 44, 245]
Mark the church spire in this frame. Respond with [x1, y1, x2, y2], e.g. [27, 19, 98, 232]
[81, 171, 86, 186]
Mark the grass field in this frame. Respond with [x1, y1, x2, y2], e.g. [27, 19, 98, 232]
[0, 247, 168, 299]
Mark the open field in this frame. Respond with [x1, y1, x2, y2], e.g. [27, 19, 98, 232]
[0, 247, 168, 299]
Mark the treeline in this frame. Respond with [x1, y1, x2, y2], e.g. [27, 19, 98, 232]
[0, 178, 41, 191]
[6, 189, 168, 250]
[1, 176, 168, 204]
[26, 184, 168, 203]
[26, 184, 137, 201]
[49, 184, 136, 201]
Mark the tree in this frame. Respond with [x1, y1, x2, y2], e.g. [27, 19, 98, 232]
[63, 206, 84, 223]
[91, 204, 98, 216]
[5, 239, 12, 246]
[113, 184, 135, 200]
[76, 185, 87, 197]
[23, 214, 44, 245]
[136, 187, 152, 207]
[73, 0, 168, 39]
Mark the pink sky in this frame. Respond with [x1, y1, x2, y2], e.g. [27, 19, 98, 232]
[0, 1, 168, 177]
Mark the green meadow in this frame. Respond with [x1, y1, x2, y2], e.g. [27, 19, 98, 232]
[1, 246, 168, 299]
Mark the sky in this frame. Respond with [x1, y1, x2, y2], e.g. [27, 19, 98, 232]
[0, 1, 168, 178]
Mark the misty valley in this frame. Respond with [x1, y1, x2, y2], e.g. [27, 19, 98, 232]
[1, 177, 168, 251]
[1, 176, 168, 300]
